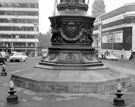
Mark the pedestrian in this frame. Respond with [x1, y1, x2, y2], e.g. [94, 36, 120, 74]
[129, 53, 133, 60]
[129, 50, 133, 60]
[101, 53, 104, 59]
[121, 54, 123, 59]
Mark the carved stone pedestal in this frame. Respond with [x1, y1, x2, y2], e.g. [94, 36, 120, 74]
[11, 0, 130, 93]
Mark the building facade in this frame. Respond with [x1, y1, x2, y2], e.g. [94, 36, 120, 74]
[93, 3, 135, 60]
[0, 0, 39, 56]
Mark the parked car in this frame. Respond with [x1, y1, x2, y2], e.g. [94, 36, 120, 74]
[105, 54, 118, 61]
[41, 49, 48, 59]
[0, 51, 9, 61]
[9, 52, 28, 62]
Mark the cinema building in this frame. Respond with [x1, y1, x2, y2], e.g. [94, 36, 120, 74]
[93, 3, 135, 60]
[0, 0, 39, 56]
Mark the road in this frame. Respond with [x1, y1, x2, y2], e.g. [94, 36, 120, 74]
[0, 58, 135, 107]
[102, 60, 135, 75]
[4, 57, 41, 74]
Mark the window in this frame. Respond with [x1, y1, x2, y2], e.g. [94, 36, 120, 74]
[0, 27, 11, 31]
[27, 27, 34, 31]
[27, 11, 38, 16]
[30, 3, 36, 8]
[14, 42, 26, 47]
[19, 35, 26, 38]
[0, 11, 5, 15]
[28, 42, 35, 47]
[27, 35, 34, 39]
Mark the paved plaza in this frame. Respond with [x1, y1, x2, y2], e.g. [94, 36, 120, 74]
[0, 59, 135, 107]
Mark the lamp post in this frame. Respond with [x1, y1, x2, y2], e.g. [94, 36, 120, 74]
[110, 33, 115, 54]
[33, 23, 38, 57]
[11, 43, 14, 54]
[112, 41, 114, 54]
[6, 43, 8, 53]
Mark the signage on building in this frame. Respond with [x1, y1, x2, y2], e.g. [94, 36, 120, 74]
[102, 31, 123, 43]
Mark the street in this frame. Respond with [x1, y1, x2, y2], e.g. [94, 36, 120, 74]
[102, 60, 135, 75]
[0, 57, 135, 107]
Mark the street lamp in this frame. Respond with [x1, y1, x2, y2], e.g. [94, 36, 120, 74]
[11, 42, 14, 53]
[110, 33, 115, 54]
[33, 23, 38, 57]
[6, 43, 8, 53]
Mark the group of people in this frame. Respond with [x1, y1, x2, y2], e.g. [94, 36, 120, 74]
[100, 50, 110, 59]
[99, 49, 134, 60]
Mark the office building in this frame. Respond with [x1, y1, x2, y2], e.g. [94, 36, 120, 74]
[93, 3, 135, 60]
[0, 0, 39, 56]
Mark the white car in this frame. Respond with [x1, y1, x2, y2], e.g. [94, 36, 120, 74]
[105, 54, 118, 61]
[41, 49, 48, 59]
[9, 52, 28, 62]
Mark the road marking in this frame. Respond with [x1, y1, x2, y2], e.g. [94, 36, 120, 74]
[128, 103, 135, 107]
[23, 90, 36, 96]
[53, 97, 79, 102]
[16, 87, 24, 92]
[11, 66, 32, 74]
[21, 99, 27, 102]
[31, 96, 43, 101]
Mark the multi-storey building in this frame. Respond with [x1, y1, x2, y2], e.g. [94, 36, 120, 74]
[0, 0, 39, 56]
[93, 3, 135, 60]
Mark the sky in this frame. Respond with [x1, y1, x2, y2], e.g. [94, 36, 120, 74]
[39, 0, 135, 34]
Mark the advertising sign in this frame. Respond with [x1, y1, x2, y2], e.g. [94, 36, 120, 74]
[102, 31, 123, 43]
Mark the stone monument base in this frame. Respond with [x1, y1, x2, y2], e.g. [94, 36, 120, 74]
[11, 66, 130, 93]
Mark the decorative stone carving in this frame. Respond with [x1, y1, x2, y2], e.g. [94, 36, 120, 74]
[60, 22, 83, 43]
[66, 53, 75, 62]
[42, 0, 96, 64]
[58, 0, 88, 11]
[79, 27, 93, 44]
[49, 53, 57, 61]
[85, 54, 93, 61]
[51, 27, 63, 44]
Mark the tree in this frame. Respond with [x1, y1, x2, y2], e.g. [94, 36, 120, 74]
[38, 32, 51, 49]
[92, 0, 106, 17]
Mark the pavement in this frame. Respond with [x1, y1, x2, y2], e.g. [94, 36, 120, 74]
[0, 59, 135, 107]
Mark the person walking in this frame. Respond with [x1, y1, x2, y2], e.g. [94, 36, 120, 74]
[129, 50, 133, 60]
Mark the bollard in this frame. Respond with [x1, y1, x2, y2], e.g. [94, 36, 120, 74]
[6, 80, 19, 104]
[1, 63, 7, 76]
[113, 83, 125, 106]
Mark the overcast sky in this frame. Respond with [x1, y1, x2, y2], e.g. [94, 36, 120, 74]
[39, 0, 135, 33]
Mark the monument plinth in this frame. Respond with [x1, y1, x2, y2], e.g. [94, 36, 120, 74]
[36, 0, 104, 70]
[11, 0, 130, 93]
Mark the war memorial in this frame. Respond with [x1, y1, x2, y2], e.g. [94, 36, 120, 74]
[11, 0, 130, 93]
